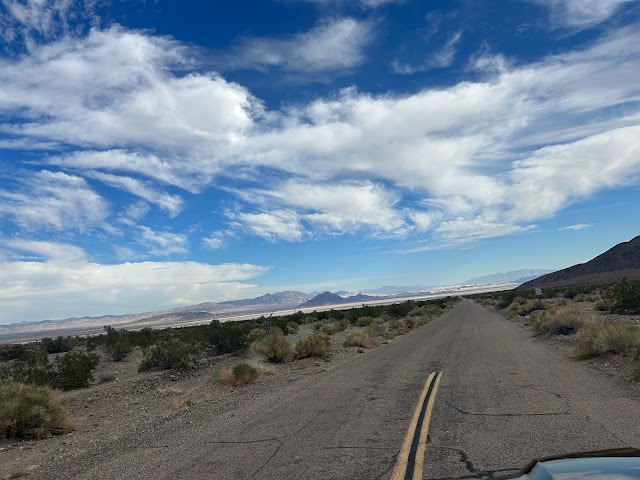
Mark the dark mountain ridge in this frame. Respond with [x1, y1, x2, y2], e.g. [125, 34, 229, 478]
[519, 235, 640, 289]
[299, 291, 381, 308]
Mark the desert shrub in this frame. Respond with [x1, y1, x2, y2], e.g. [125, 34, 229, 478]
[207, 322, 250, 354]
[530, 307, 584, 336]
[556, 298, 568, 306]
[0, 382, 68, 440]
[138, 340, 201, 372]
[404, 317, 417, 330]
[603, 279, 640, 314]
[355, 316, 375, 327]
[40, 336, 73, 354]
[131, 327, 155, 349]
[51, 351, 99, 390]
[9, 364, 53, 387]
[216, 362, 259, 386]
[594, 299, 609, 311]
[576, 323, 640, 357]
[295, 333, 331, 358]
[364, 323, 387, 338]
[333, 319, 350, 332]
[254, 333, 293, 363]
[320, 323, 337, 335]
[389, 319, 402, 330]
[105, 339, 133, 362]
[387, 301, 414, 318]
[344, 331, 371, 348]
[287, 321, 299, 333]
[248, 327, 267, 342]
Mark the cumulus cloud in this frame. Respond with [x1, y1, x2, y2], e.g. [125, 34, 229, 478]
[219, 18, 373, 73]
[0, 26, 261, 152]
[0, 240, 269, 323]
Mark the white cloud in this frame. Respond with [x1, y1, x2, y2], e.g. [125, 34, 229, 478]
[2, 24, 640, 248]
[0, 240, 269, 323]
[234, 210, 305, 241]
[138, 226, 188, 256]
[231, 180, 407, 237]
[202, 231, 225, 250]
[393, 30, 462, 74]
[0, 169, 108, 231]
[558, 224, 593, 231]
[118, 201, 151, 226]
[534, 0, 635, 29]
[291, 0, 402, 9]
[0, 26, 261, 151]
[220, 18, 373, 73]
[86, 171, 183, 217]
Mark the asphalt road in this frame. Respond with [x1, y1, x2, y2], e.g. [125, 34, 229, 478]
[37, 299, 640, 479]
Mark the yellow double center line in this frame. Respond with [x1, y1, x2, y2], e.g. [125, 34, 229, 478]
[392, 371, 442, 480]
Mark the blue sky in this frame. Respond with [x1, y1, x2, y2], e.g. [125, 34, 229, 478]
[1, 0, 640, 324]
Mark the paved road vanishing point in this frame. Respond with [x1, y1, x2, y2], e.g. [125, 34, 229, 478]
[37, 300, 640, 479]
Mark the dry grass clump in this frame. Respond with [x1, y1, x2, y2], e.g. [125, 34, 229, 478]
[576, 324, 640, 358]
[254, 332, 294, 363]
[529, 307, 584, 336]
[593, 299, 609, 311]
[248, 327, 267, 342]
[286, 322, 299, 334]
[0, 381, 68, 440]
[215, 362, 260, 386]
[404, 317, 417, 330]
[295, 333, 331, 358]
[344, 331, 371, 348]
[389, 319, 403, 330]
[364, 323, 387, 338]
[507, 299, 544, 318]
[355, 316, 376, 327]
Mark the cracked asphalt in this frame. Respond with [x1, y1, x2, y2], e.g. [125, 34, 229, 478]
[34, 299, 640, 479]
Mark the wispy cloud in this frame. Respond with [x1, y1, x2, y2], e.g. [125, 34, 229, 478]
[291, 0, 402, 9]
[0, 170, 108, 231]
[393, 30, 462, 74]
[86, 171, 183, 218]
[138, 226, 188, 256]
[558, 223, 594, 231]
[218, 18, 374, 73]
[533, 0, 635, 29]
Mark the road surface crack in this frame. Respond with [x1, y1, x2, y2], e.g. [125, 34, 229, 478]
[427, 445, 518, 479]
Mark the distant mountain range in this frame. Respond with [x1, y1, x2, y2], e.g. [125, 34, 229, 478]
[462, 269, 557, 286]
[520, 235, 640, 289]
[219, 291, 312, 307]
[299, 292, 381, 308]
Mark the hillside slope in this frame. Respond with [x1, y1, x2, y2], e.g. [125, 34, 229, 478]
[519, 235, 640, 289]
